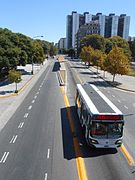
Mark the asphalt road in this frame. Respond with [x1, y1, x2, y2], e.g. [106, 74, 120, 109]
[65, 59, 135, 180]
[1, 57, 135, 180]
[0, 60, 78, 180]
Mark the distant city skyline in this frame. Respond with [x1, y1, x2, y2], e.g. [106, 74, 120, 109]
[66, 11, 130, 49]
[0, 0, 134, 43]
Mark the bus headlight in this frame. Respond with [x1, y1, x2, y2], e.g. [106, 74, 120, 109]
[90, 139, 99, 144]
[115, 140, 122, 145]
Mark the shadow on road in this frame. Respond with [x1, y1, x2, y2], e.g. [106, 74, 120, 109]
[70, 66, 88, 69]
[52, 61, 60, 72]
[60, 106, 118, 160]
[87, 80, 122, 88]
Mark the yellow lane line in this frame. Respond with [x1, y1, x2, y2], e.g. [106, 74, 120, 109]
[68, 62, 135, 167]
[61, 87, 88, 180]
[18, 76, 34, 94]
[120, 144, 135, 165]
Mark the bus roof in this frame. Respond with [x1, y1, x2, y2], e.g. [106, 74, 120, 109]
[77, 83, 123, 116]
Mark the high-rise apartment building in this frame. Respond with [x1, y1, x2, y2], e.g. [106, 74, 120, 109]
[118, 14, 130, 40]
[66, 11, 130, 49]
[66, 11, 92, 49]
[75, 21, 100, 56]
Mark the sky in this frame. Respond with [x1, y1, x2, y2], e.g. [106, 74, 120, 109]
[0, 0, 134, 43]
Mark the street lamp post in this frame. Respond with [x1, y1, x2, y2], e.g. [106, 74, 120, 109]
[31, 35, 44, 75]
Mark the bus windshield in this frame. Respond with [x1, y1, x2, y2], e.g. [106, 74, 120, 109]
[91, 122, 123, 139]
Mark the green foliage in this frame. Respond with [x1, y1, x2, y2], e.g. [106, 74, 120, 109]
[49, 43, 58, 56]
[81, 34, 105, 52]
[31, 40, 45, 64]
[67, 48, 75, 57]
[109, 36, 131, 60]
[8, 69, 22, 92]
[8, 69, 22, 83]
[129, 40, 135, 61]
[0, 28, 51, 78]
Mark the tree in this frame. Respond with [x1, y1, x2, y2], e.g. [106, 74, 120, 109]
[80, 46, 94, 66]
[81, 34, 105, 52]
[109, 36, 131, 60]
[49, 43, 58, 57]
[32, 40, 45, 64]
[91, 49, 104, 73]
[8, 69, 22, 93]
[129, 40, 135, 61]
[67, 48, 75, 58]
[106, 46, 130, 82]
[19, 50, 28, 66]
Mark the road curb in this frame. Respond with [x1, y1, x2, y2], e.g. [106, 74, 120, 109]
[89, 67, 135, 93]
[0, 64, 46, 99]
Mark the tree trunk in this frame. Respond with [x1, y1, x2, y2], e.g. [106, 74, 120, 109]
[103, 70, 106, 78]
[112, 74, 115, 82]
[97, 66, 98, 73]
[15, 83, 18, 93]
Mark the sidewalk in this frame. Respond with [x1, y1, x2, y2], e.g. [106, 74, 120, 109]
[0, 63, 45, 98]
[89, 65, 135, 92]
[68, 59, 135, 93]
[0, 60, 49, 131]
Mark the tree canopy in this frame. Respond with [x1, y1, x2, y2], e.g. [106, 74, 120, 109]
[0, 28, 54, 78]
[81, 34, 106, 52]
[106, 46, 130, 82]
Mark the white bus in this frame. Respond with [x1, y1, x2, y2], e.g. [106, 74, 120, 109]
[76, 83, 124, 148]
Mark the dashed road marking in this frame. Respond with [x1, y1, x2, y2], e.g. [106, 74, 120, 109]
[34, 95, 37, 99]
[24, 113, 29, 118]
[28, 105, 32, 110]
[112, 95, 115, 98]
[0, 152, 9, 163]
[10, 135, 18, 144]
[107, 91, 110, 93]
[18, 122, 24, 128]
[44, 173, 47, 180]
[36, 92, 39, 95]
[32, 100, 35, 104]
[39, 88, 41, 91]
[118, 99, 121, 103]
[47, 149, 50, 159]
[124, 105, 128, 109]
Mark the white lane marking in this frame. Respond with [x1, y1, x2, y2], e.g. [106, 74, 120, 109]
[32, 100, 35, 104]
[47, 149, 50, 159]
[18, 122, 24, 128]
[36, 92, 39, 95]
[39, 88, 41, 91]
[13, 135, 18, 143]
[44, 173, 47, 180]
[3, 152, 9, 163]
[0, 152, 7, 163]
[124, 105, 128, 109]
[34, 95, 37, 99]
[107, 91, 110, 93]
[112, 95, 115, 98]
[40, 85, 42, 88]
[0, 152, 9, 163]
[103, 87, 106, 89]
[118, 99, 121, 103]
[28, 105, 32, 110]
[10, 135, 18, 143]
[24, 113, 29, 118]
[10, 135, 15, 143]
